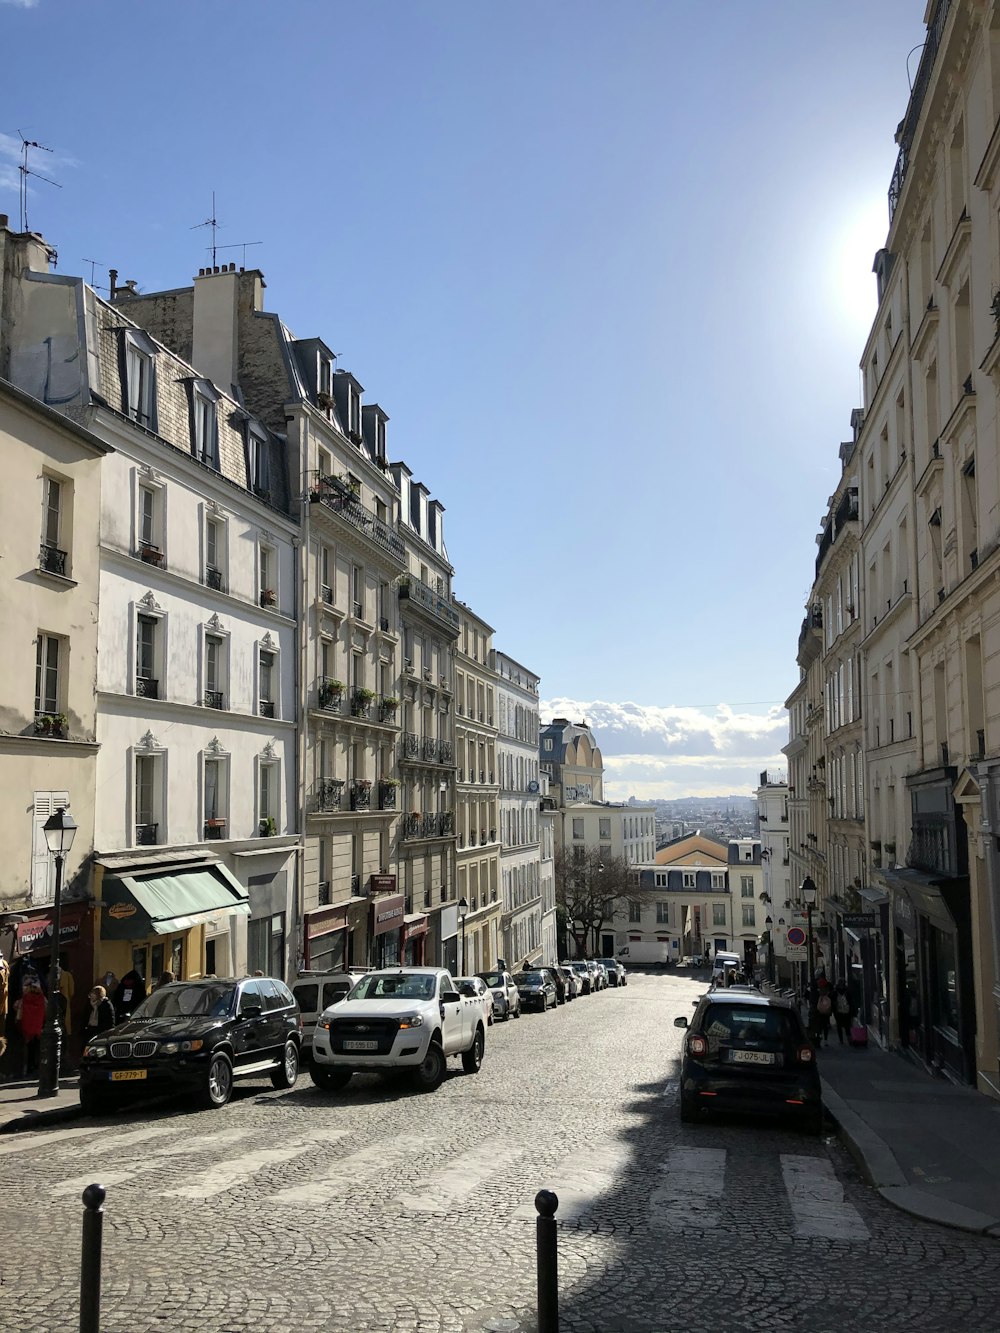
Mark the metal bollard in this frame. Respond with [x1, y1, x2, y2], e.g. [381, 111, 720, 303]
[80, 1183, 106, 1333]
[534, 1188, 559, 1333]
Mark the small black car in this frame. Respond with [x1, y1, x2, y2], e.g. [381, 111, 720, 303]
[674, 991, 822, 1133]
[79, 977, 301, 1114]
[513, 970, 557, 1012]
[538, 966, 567, 1004]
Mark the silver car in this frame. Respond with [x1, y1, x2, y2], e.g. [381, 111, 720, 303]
[477, 969, 522, 1020]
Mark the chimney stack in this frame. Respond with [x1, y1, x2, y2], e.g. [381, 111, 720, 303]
[109, 269, 118, 299]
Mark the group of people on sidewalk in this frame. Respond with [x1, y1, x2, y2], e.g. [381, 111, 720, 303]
[806, 969, 863, 1047]
[0, 959, 176, 1081]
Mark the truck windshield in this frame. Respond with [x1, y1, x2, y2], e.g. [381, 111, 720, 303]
[351, 973, 436, 1001]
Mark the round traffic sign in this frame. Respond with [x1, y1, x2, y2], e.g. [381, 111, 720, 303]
[786, 926, 807, 946]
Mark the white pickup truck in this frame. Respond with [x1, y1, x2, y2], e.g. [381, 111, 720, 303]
[309, 966, 487, 1093]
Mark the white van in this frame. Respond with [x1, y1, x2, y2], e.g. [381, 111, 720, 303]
[711, 952, 742, 982]
[292, 969, 371, 1053]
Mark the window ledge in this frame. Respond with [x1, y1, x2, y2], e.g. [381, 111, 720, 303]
[34, 567, 78, 589]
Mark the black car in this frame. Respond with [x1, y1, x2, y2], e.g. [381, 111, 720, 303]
[673, 991, 822, 1133]
[597, 958, 623, 987]
[513, 970, 557, 1012]
[79, 977, 302, 1114]
[538, 966, 567, 1004]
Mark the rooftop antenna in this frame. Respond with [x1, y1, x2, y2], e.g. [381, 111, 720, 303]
[215, 239, 263, 268]
[82, 257, 108, 290]
[191, 191, 222, 267]
[18, 132, 61, 233]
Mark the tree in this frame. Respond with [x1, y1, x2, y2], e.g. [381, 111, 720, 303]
[553, 845, 649, 957]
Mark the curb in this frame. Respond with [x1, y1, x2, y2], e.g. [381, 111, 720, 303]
[0, 1102, 82, 1135]
[821, 1077, 1000, 1239]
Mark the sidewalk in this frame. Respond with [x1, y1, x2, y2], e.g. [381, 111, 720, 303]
[819, 1039, 1000, 1237]
[0, 1074, 82, 1134]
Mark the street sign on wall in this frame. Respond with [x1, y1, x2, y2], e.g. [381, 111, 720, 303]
[784, 910, 808, 962]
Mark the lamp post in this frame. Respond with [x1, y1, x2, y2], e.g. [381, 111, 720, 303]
[764, 916, 774, 984]
[37, 806, 77, 1098]
[458, 896, 469, 975]
[801, 876, 817, 993]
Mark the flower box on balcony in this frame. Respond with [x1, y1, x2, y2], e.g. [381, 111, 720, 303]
[319, 679, 345, 709]
[258, 816, 277, 837]
[34, 712, 68, 739]
[316, 390, 335, 411]
[260, 588, 277, 608]
[140, 543, 163, 566]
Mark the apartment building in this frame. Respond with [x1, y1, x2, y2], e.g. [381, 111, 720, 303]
[755, 772, 792, 979]
[628, 833, 730, 964]
[495, 651, 541, 967]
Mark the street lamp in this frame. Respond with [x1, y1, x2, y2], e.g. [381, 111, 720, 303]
[38, 806, 77, 1098]
[458, 896, 469, 975]
[801, 876, 817, 989]
[764, 915, 774, 984]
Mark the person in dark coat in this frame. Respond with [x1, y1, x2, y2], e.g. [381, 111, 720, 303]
[82, 986, 117, 1043]
[114, 970, 147, 1019]
[832, 979, 854, 1045]
[808, 970, 834, 1046]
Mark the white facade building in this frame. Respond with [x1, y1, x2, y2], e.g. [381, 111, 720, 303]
[494, 651, 541, 967]
[755, 771, 792, 977]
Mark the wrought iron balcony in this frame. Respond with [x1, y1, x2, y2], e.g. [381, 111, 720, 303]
[39, 544, 67, 576]
[423, 813, 440, 838]
[312, 777, 344, 813]
[135, 676, 159, 700]
[204, 690, 224, 710]
[318, 880, 332, 906]
[321, 583, 334, 605]
[439, 740, 453, 764]
[422, 736, 439, 761]
[398, 576, 460, 633]
[379, 697, 399, 724]
[205, 567, 224, 592]
[378, 782, 398, 811]
[318, 678, 345, 712]
[403, 812, 421, 839]
[135, 822, 158, 846]
[402, 731, 420, 759]
[350, 780, 372, 811]
[489, 827, 496, 842]
[259, 699, 275, 719]
[350, 690, 374, 718]
[312, 475, 406, 564]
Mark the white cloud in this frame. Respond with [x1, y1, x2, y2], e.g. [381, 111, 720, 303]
[539, 697, 788, 800]
[0, 1, 40, 9]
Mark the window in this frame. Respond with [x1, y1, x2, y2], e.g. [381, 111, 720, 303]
[204, 634, 226, 709]
[137, 483, 163, 564]
[654, 871, 667, 888]
[656, 902, 670, 924]
[203, 755, 228, 837]
[125, 333, 156, 429]
[39, 474, 67, 575]
[247, 426, 270, 500]
[31, 791, 69, 903]
[682, 871, 696, 888]
[628, 901, 642, 923]
[543, 738, 553, 751]
[259, 544, 276, 608]
[34, 633, 61, 717]
[134, 753, 160, 845]
[572, 818, 584, 839]
[740, 875, 754, 898]
[713, 903, 727, 927]
[258, 761, 278, 832]
[741, 904, 756, 928]
[136, 614, 159, 699]
[259, 651, 275, 718]
[205, 515, 225, 591]
[599, 817, 611, 839]
[352, 564, 364, 619]
[191, 382, 219, 468]
[711, 872, 725, 890]
[248, 914, 286, 977]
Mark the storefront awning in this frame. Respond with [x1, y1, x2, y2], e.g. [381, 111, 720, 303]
[101, 863, 250, 939]
[403, 913, 428, 938]
[881, 867, 964, 935]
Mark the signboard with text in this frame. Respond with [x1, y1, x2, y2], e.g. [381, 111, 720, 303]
[784, 910, 808, 962]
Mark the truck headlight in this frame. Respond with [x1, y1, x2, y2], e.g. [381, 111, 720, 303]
[398, 1015, 424, 1029]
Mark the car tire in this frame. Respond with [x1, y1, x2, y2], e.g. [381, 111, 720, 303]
[310, 1065, 352, 1092]
[413, 1040, 446, 1093]
[270, 1039, 299, 1090]
[79, 1085, 112, 1117]
[461, 1028, 485, 1075]
[680, 1094, 699, 1124]
[512, 1001, 521, 1018]
[202, 1051, 234, 1109]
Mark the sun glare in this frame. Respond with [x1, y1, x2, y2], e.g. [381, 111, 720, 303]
[824, 195, 889, 342]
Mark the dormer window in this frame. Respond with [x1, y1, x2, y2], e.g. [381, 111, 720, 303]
[124, 330, 158, 430]
[191, 380, 220, 469]
[349, 387, 360, 439]
[247, 425, 270, 500]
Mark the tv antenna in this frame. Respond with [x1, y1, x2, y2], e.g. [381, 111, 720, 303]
[191, 191, 222, 267]
[18, 132, 61, 233]
[82, 257, 108, 290]
[214, 240, 263, 268]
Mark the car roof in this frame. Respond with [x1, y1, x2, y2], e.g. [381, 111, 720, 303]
[700, 990, 787, 1006]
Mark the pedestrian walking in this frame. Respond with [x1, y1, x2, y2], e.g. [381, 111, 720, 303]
[114, 969, 147, 1019]
[833, 979, 853, 1045]
[16, 974, 46, 1076]
[808, 970, 834, 1046]
[83, 986, 117, 1043]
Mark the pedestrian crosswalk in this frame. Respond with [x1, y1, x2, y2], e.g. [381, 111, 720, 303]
[0, 1118, 870, 1243]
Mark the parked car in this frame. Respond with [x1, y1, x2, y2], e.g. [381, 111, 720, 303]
[615, 961, 628, 986]
[563, 961, 592, 994]
[673, 990, 822, 1133]
[539, 966, 567, 1004]
[311, 967, 486, 1093]
[292, 969, 371, 1054]
[513, 969, 558, 1012]
[79, 977, 302, 1114]
[455, 975, 494, 1026]
[557, 966, 580, 1000]
[597, 958, 624, 987]
[588, 961, 606, 991]
[477, 969, 522, 1020]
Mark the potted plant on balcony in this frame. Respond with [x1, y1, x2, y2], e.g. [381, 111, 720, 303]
[258, 816, 277, 837]
[316, 390, 335, 411]
[260, 587, 277, 607]
[319, 679, 345, 708]
[34, 712, 68, 738]
[139, 542, 163, 566]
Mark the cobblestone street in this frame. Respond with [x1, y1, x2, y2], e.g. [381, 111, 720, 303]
[2, 973, 999, 1333]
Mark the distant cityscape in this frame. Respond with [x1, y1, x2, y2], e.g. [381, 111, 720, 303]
[624, 794, 759, 848]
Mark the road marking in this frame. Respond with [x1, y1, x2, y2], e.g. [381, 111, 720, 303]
[397, 1140, 525, 1212]
[780, 1153, 870, 1240]
[51, 1168, 140, 1197]
[152, 1128, 253, 1157]
[513, 1144, 631, 1224]
[270, 1136, 437, 1207]
[49, 1125, 177, 1158]
[648, 1146, 727, 1231]
[165, 1133, 342, 1200]
[0, 1125, 107, 1156]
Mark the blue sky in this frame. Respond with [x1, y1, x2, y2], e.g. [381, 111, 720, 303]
[1, 0, 927, 797]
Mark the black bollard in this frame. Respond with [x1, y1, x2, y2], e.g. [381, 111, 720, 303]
[80, 1183, 106, 1333]
[534, 1188, 559, 1333]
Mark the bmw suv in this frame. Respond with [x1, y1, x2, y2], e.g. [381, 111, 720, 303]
[79, 977, 301, 1114]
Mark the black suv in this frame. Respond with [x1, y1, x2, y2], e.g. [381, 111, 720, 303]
[79, 977, 302, 1114]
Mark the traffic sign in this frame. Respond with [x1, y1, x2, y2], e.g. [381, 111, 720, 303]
[785, 921, 807, 962]
[786, 926, 806, 946]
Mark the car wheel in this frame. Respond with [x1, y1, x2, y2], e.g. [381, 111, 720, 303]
[79, 1085, 112, 1117]
[512, 1001, 521, 1018]
[270, 1039, 299, 1090]
[310, 1065, 352, 1092]
[680, 1094, 699, 1124]
[413, 1040, 446, 1092]
[461, 1028, 485, 1075]
[202, 1051, 234, 1109]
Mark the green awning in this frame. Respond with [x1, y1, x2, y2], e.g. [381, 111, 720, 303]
[101, 863, 251, 940]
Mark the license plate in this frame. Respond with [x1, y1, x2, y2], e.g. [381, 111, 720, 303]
[731, 1050, 775, 1065]
[110, 1069, 147, 1081]
[343, 1039, 378, 1051]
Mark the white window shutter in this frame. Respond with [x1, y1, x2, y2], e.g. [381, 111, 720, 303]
[31, 791, 70, 905]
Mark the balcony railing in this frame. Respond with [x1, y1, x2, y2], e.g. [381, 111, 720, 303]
[439, 740, 453, 764]
[313, 476, 406, 563]
[379, 697, 399, 724]
[402, 731, 420, 759]
[135, 676, 159, 700]
[379, 782, 398, 811]
[318, 880, 332, 906]
[135, 822, 158, 846]
[398, 575, 460, 633]
[259, 699, 275, 719]
[139, 543, 163, 567]
[39, 544, 67, 576]
[888, 0, 951, 220]
[350, 780, 372, 811]
[350, 690, 375, 718]
[312, 777, 344, 813]
[205, 567, 224, 592]
[203, 819, 226, 840]
[204, 690, 224, 710]
[422, 736, 439, 761]
[402, 811, 455, 841]
[318, 678, 345, 712]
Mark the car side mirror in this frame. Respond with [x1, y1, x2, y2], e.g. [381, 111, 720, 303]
[441, 990, 461, 1005]
[692, 999, 700, 1006]
[673, 1016, 689, 1028]
[241, 1003, 263, 1019]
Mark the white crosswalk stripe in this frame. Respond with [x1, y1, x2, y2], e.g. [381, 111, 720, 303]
[780, 1153, 870, 1240]
[165, 1134, 341, 1200]
[397, 1140, 526, 1213]
[513, 1144, 632, 1224]
[648, 1146, 727, 1231]
[269, 1136, 436, 1207]
[0, 1125, 109, 1157]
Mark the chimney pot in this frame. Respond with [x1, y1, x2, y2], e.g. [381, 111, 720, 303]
[213, 266, 220, 274]
[109, 268, 118, 299]
[0, 213, 7, 229]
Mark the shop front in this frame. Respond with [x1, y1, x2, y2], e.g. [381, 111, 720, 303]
[402, 913, 428, 965]
[304, 903, 350, 971]
[96, 855, 251, 990]
[371, 892, 404, 967]
[440, 902, 459, 975]
[3, 900, 97, 1062]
